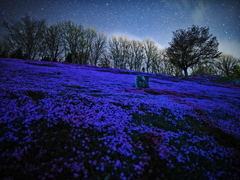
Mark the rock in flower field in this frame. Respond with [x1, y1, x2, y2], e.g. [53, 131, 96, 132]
[0, 58, 239, 179]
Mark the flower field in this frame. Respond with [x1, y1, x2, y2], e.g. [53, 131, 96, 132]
[0, 58, 239, 179]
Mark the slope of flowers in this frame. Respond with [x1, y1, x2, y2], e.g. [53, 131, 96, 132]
[0, 58, 240, 179]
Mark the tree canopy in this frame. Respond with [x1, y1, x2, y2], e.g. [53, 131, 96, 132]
[3, 16, 46, 60]
[166, 25, 222, 79]
[216, 54, 239, 77]
[2, 16, 240, 78]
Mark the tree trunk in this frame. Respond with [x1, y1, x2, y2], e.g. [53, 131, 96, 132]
[184, 69, 189, 79]
[71, 53, 75, 64]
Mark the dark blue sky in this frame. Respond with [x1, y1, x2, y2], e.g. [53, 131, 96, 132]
[1, 0, 240, 58]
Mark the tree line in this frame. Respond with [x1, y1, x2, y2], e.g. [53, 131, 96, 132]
[0, 16, 239, 78]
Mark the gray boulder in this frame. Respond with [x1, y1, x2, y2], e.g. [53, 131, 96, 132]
[135, 75, 149, 88]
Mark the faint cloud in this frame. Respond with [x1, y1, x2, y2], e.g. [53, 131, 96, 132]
[163, 0, 208, 25]
[191, 1, 208, 24]
[162, 0, 191, 11]
[218, 39, 240, 58]
[175, 0, 192, 12]
[108, 32, 143, 41]
[107, 32, 164, 49]
[153, 41, 164, 50]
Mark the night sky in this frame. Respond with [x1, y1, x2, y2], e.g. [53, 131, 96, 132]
[1, 0, 240, 58]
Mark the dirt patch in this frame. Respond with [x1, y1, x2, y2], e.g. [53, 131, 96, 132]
[123, 88, 211, 100]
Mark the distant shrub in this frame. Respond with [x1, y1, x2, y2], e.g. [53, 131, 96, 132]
[65, 53, 73, 63]
[26, 90, 45, 101]
[191, 64, 217, 76]
[232, 65, 240, 78]
[41, 56, 51, 62]
[216, 54, 239, 77]
[10, 48, 25, 59]
[0, 50, 8, 58]
[213, 77, 240, 85]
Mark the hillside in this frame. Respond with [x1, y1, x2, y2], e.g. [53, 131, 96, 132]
[0, 58, 240, 179]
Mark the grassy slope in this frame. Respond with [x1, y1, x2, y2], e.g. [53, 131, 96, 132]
[0, 58, 240, 180]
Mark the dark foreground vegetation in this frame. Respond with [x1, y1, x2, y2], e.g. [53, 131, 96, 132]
[0, 58, 239, 179]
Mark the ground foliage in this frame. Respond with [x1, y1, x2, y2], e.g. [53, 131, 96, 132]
[0, 58, 240, 180]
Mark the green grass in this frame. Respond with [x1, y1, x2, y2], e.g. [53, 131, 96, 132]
[213, 76, 240, 83]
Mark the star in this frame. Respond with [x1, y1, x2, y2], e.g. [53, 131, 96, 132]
[0, 0, 239, 58]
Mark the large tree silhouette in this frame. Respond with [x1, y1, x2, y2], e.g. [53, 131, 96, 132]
[3, 16, 46, 60]
[166, 25, 221, 79]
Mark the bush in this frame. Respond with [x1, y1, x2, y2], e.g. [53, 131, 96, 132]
[65, 53, 73, 63]
[192, 64, 217, 76]
[10, 48, 25, 59]
[232, 65, 240, 78]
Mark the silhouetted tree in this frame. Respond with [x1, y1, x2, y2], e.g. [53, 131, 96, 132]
[166, 25, 221, 79]
[99, 52, 111, 68]
[215, 54, 239, 77]
[232, 65, 240, 78]
[10, 48, 24, 59]
[143, 39, 159, 73]
[109, 36, 130, 69]
[60, 20, 85, 64]
[0, 40, 8, 58]
[191, 63, 218, 76]
[65, 53, 73, 63]
[44, 24, 64, 62]
[85, 27, 107, 66]
[108, 37, 163, 72]
[151, 49, 180, 76]
[3, 15, 46, 60]
[128, 40, 145, 71]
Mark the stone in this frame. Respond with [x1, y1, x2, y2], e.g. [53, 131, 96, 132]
[135, 75, 149, 88]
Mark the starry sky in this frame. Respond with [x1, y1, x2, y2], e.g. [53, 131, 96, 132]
[1, 0, 240, 58]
